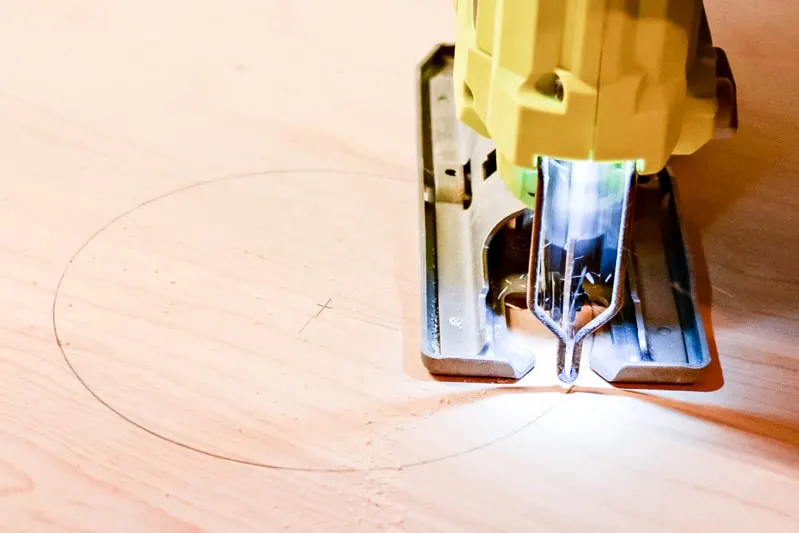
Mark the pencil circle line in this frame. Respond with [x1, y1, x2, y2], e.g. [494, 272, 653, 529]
[51, 168, 565, 473]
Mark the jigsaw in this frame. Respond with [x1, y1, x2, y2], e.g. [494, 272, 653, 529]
[417, 0, 737, 384]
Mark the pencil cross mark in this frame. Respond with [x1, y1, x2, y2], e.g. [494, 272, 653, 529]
[298, 298, 333, 334]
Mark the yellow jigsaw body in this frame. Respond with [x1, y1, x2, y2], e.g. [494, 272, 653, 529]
[453, 0, 720, 204]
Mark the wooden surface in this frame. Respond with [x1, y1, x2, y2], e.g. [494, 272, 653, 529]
[1, 1, 798, 531]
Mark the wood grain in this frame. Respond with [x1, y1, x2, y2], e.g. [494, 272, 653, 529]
[0, 1, 797, 531]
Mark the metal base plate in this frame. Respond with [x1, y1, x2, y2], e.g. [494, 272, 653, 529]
[589, 170, 712, 384]
[417, 44, 712, 384]
[417, 44, 535, 379]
